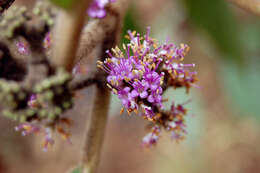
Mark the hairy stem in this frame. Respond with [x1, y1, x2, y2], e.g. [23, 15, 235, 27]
[81, 86, 110, 173]
[51, 0, 91, 72]
[228, 0, 260, 17]
[78, 1, 129, 172]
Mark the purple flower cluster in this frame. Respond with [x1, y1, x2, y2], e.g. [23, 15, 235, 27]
[15, 118, 71, 151]
[98, 27, 198, 146]
[16, 94, 72, 151]
[16, 32, 52, 56]
[15, 123, 54, 151]
[88, 0, 116, 18]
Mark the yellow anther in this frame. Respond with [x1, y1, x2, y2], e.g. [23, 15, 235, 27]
[106, 83, 112, 89]
[110, 80, 115, 85]
[123, 44, 126, 50]
[112, 88, 118, 94]
[152, 63, 156, 69]
[97, 60, 103, 64]
[23, 125, 32, 131]
[120, 108, 124, 115]
[115, 46, 120, 52]
[160, 80, 164, 85]
[107, 58, 112, 63]
[97, 65, 103, 69]
[124, 77, 130, 82]
[163, 98, 169, 103]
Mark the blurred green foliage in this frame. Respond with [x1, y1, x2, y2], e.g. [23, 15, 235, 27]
[221, 61, 260, 119]
[221, 20, 260, 119]
[180, 0, 244, 63]
[120, 4, 143, 45]
[69, 167, 82, 173]
[50, 0, 76, 9]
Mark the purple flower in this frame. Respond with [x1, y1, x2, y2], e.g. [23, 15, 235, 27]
[142, 132, 159, 147]
[142, 125, 161, 147]
[117, 87, 137, 110]
[28, 94, 39, 108]
[131, 80, 149, 99]
[15, 118, 72, 151]
[42, 128, 55, 152]
[88, 0, 116, 18]
[15, 123, 40, 136]
[105, 56, 135, 84]
[15, 123, 55, 151]
[98, 27, 198, 147]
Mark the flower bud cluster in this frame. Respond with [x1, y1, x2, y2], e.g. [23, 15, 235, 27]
[98, 27, 198, 146]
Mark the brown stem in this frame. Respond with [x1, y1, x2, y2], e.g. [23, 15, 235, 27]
[81, 86, 110, 173]
[69, 76, 98, 90]
[78, 1, 129, 173]
[51, 0, 92, 72]
[228, 0, 260, 17]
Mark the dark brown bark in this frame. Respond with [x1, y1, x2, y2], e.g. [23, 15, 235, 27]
[0, 0, 15, 13]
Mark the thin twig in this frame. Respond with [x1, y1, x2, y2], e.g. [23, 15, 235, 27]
[69, 76, 98, 90]
[228, 0, 260, 17]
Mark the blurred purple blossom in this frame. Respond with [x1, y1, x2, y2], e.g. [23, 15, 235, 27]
[16, 41, 29, 55]
[88, 0, 116, 18]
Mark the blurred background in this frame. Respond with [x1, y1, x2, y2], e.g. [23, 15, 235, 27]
[1, 0, 260, 172]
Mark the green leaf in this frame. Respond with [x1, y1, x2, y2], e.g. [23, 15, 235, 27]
[180, 0, 244, 63]
[69, 167, 82, 173]
[50, 0, 77, 9]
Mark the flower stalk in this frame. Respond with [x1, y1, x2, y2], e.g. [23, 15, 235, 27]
[77, 1, 128, 172]
[81, 86, 110, 173]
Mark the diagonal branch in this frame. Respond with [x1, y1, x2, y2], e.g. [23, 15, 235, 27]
[0, 0, 15, 13]
[228, 0, 260, 17]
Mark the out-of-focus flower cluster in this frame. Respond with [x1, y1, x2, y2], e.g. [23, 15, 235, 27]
[88, 0, 115, 18]
[98, 27, 198, 147]
[13, 32, 84, 151]
[0, 69, 73, 151]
